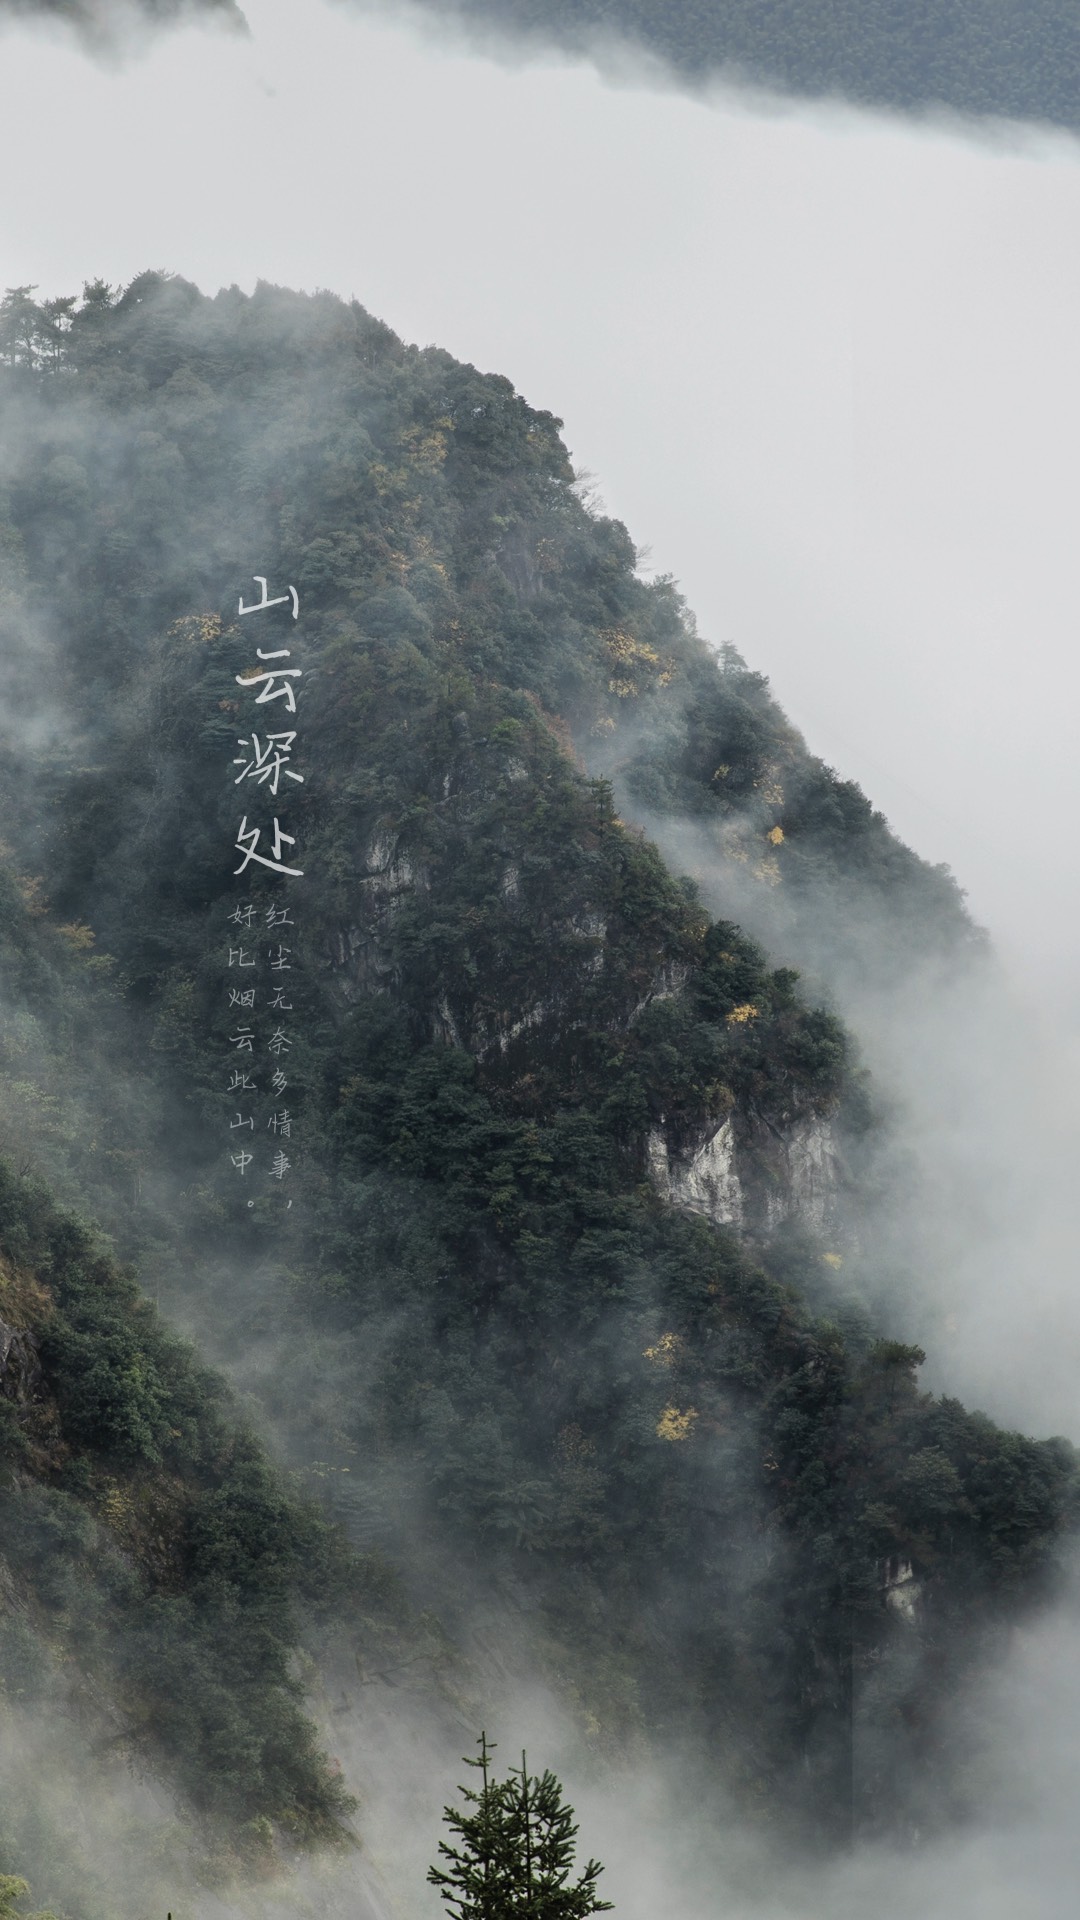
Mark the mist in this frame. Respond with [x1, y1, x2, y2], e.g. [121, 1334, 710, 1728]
[1, 2, 1080, 1917]
[2, 0, 1079, 970]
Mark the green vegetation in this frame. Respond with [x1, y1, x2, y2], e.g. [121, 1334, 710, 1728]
[0, 273, 1073, 1865]
[0, 1879, 57, 1920]
[0, 1159, 364, 1845]
[429, 1735, 612, 1919]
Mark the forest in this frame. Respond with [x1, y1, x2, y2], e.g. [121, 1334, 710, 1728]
[0, 273, 1074, 1913]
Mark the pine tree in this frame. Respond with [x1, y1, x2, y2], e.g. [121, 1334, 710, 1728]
[428, 1734, 614, 1918]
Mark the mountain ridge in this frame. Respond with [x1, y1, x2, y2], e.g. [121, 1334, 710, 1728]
[0, 272, 1072, 1906]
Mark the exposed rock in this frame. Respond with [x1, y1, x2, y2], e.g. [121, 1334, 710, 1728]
[630, 960, 692, 1021]
[434, 992, 465, 1048]
[760, 1114, 842, 1232]
[882, 1555, 921, 1624]
[327, 828, 429, 999]
[647, 1119, 744, 1228]
[474, 999, 559, 1059]
[0, 1318, 42, 1405]
[364, 827, 398, 875]
[648, 1107, 841, 1236]
[570, 910, 607, 974]
[361, 826, 425, 900]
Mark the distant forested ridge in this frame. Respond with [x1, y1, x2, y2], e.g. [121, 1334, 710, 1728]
[389, 0, 1080, 129]
[0, 274, 1074, 1898]
[0, 0, 241, 33]
[4, 0, 1078, 132]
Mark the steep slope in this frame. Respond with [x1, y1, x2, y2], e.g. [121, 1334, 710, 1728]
[0, 275, 1074, 1866]
[0, 871, 412, 1904]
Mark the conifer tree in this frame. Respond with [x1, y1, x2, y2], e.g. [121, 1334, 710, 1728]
[428, 1734, 613, 1918]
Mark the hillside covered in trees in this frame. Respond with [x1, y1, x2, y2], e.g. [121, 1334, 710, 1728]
[0, 273, 1074, 1911]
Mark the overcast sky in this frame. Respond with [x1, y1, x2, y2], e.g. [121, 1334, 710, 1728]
[2, 0, 1079, 991]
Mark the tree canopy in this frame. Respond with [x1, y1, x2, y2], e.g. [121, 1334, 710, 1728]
[429, 1737, 613, 1920]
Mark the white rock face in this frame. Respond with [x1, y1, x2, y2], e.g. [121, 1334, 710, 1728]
[646, 1126, 672, 1193]
[650, 1109, 840, 1235]
[764, 1115, 840, 1231]
[882, 1557, 921, 1624]
[648, 1119, 744, 1228]
[495, 1001, 552, 1055]
[365, 828, 397, 873]
[358, 828, 424, 923]
[434, 992, 464, 1048]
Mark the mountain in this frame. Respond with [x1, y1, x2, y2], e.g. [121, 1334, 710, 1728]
[5, 0, 1078, 132]
[0, 273, 1074, 1908]
[0, 0, 242, 38]
[382, 0, 1080, 130]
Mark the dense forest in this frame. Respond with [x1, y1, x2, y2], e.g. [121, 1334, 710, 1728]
[0, 273, 1074, 1913]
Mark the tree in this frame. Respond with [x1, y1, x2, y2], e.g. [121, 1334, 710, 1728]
[428, 1734, 613, 1918]
[0, 287, 43, 368]
[0, 1876, 59, 1920]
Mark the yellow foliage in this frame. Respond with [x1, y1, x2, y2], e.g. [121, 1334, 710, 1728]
[656, 1406, 698, 1443]
[601, 628, 674, 699]
[400, 421, 450, 473]
[167, 612, 223, 646]
[15, 875, 48, 918]
[711, 764, 731, 782]
[754, 763, 785, 808]
[409, 533, 448, 579]
[603, 628, 659, 667]
[766, 826, 784, 846]
[590, 715, 616, 736]
[643, 1332, 683, 1369]
[753, 856, 781, 886]
[822, 1252, 844, 1269]
[57, 921, 95, 951]
[726, 1003, 759, 1025]
[100, 1482, 136, 1532]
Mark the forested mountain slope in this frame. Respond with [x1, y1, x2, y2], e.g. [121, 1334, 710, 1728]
[401, 0, 1080, 129]
[0, 275, 1073, 1901]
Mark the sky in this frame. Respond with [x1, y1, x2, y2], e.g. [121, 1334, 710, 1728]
[3, 0, 1080, 993]
[4, 0, 1080, 1440]
[5, 7, 1080, 1910]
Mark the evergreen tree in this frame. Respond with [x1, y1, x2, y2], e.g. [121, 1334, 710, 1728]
[428, 1735, 613, 1918]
